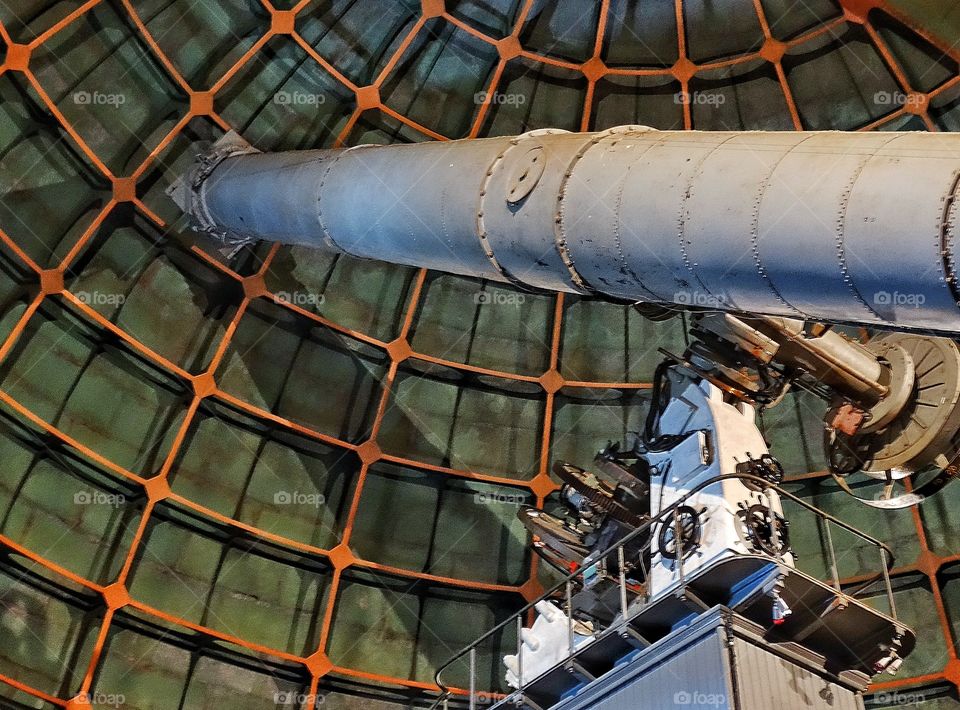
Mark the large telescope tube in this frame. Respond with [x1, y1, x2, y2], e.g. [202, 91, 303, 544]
[170, 127, 960, 333]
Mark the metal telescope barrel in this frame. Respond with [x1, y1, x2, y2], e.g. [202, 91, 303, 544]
[170, 126, 960, 333]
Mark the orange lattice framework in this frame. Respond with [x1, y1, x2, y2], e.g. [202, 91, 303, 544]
[0, 0, 958, 706]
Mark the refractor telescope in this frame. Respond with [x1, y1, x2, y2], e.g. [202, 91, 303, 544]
[170, 127, 960, 333]
[172, 127, 960, 703]
[170, 127, 960, 508]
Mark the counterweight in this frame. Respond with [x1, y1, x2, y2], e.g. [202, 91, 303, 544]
[170, 127, 960, 333]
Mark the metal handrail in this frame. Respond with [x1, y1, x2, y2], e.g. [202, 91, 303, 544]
[427, 472, 897, 710]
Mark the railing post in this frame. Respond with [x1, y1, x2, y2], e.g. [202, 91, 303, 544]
[822, 517, 841, 591]
[646, 525, 655, 604]
[469, 647, 477, 710]
[880, 547, 897, 620]
[618, 544, 628, 618]
[673, 507, 686, 591]
[566, 579, 575, 656]
[763, 488, 782, 559]
[516, 615, 524, 703]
